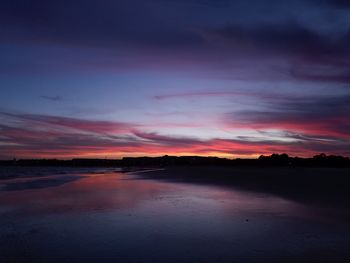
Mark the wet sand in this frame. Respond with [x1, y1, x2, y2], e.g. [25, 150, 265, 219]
[137, 166, 350, 206]
[1, 166, 350, 262]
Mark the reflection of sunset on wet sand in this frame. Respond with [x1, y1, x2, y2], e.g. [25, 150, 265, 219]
[1, 168, 350, 262]
[0, 172, 171, 215]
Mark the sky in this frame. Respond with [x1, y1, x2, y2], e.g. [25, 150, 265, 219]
[0, 0, 350, 159]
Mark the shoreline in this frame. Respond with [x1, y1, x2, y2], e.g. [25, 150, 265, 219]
[134, 166, 350, 207]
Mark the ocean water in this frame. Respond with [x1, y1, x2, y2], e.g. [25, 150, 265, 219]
[0, 167, 349, 262]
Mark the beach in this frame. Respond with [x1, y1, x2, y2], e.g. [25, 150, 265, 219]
[1, 166, 350, 262]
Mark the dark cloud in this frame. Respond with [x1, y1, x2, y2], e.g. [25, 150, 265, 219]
[0, 124, 142, 153]
[331, 0, 350, 7]
[1, 0, 349, 84]
[0, 112, 133, 134]
[313, 0, 350, 8]
[133, 131, 202, 146]
[226, 94, 350, 138]
[0, 0, 202, 48]
[2, 0, 348, 51]
[290, 65, 350, 83]
[40, 95, 62, 101]
[157, 0, 231, 7]
[200, 20, 350, 83]
[206, 22, 350, 56]
[154, 90, 303, 102]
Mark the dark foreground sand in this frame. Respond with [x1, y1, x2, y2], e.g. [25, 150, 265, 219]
[1, 166, 350, 262]
[136, 166, 350, 207]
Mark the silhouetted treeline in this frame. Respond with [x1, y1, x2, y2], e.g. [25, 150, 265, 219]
[257, 153, 350, 167]
[0, 154, 350, 167]
[122, 154, 350, 167]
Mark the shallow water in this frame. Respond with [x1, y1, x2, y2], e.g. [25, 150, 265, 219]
[0, 167, 349, 262]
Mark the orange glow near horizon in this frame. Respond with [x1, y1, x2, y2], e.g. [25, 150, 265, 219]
[1, 112, 349, 160]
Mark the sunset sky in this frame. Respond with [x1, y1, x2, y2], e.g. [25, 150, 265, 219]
[1, 0, 350, 159]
